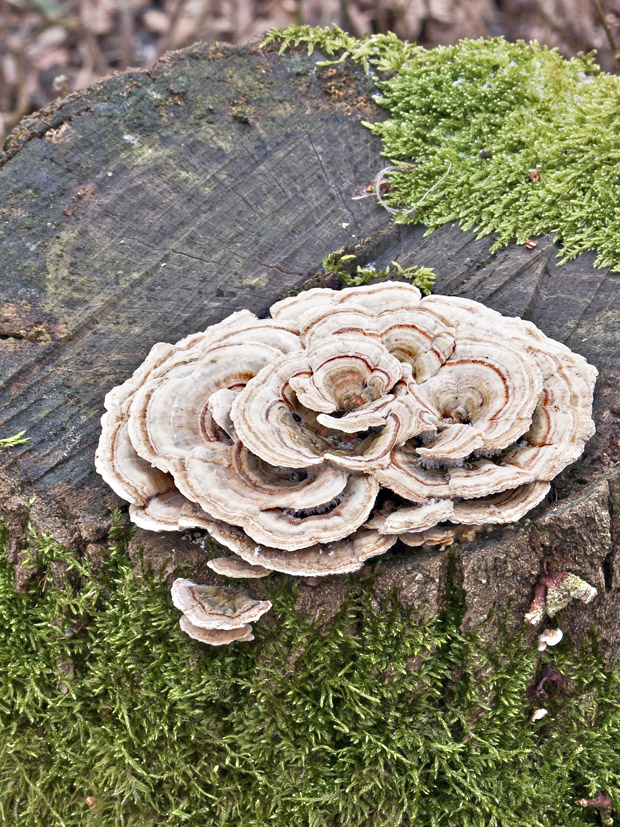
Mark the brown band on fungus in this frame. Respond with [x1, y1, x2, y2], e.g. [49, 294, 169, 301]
[300, 305, 455, 384]
[240, 473, 379, 550]
[95, 417, 174, 506]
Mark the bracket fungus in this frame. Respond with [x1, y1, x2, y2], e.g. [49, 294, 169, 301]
[96, 281, 597, 644]
[170, 579, 272, 645]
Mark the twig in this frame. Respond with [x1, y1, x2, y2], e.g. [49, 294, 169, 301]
[576, 791, 613, 825]
[0, 0, 10, 115]
[592, 0, 620, 68]
[9, 45, 30, 128]
[118, 0, 135, 70]
[77, 0, 109, 76]
[154, 0, 190, 61]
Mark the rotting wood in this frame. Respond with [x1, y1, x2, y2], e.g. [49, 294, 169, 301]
[1, 41, 620, 659]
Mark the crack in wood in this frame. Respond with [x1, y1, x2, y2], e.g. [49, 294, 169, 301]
[516, 250, 553, 322]
[564, 273, 610, 347]
[0, 97, 91, 169]
[307, 133, 359, 230]
[602, 550, 614, 591]
[254, 260, 304, 277]
[0, 332, 26, 340]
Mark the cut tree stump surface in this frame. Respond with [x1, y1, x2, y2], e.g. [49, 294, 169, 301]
[2, 41, 620, 658]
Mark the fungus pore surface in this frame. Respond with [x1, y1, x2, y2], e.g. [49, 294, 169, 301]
[96, 281, 597, 643]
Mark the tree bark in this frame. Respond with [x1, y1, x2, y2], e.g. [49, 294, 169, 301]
[1, 41, 619, 659]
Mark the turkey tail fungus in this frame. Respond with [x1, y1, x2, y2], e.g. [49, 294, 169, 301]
[96, 281, 597, 643]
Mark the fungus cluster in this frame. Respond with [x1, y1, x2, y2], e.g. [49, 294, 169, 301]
[96, 281, 597, 643]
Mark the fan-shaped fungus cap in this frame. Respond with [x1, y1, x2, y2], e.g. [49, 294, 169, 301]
[411, 335, 543, 459]
[171, 578, 271, 632]
[299, 304, 455, 385]
[399, 526, 456, 548]
[97, 280, 597, 643]
[173, 442, 350, 541]
[269, 280, 424, 326]
[370, 481, 549, 536]
[189, 511, 397, 576]
[207, 557, 273, 578]
[129, 489, 189, 532]
[399, 524, 479, 549]
[128, 328, 300, 475]
[179, 616, 255, 644]
[229, 337, 432, 473]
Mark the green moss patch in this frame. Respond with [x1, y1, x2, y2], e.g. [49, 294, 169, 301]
[323, 247, 437, 291]
[0, 520, 618, 825]
[0, 431, 29, 449]
[266, 27, 620, 270]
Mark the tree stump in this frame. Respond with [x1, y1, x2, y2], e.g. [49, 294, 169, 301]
[1, 41, 619, 659]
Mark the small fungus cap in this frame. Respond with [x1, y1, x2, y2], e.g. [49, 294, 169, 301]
[171, 578, 271, 631]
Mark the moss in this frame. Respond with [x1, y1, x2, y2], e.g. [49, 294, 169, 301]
[0, 520, 618, 825]
[265, 26, 620, 271]
[322, 247, 436, 291]
[0, 430, 29, 449]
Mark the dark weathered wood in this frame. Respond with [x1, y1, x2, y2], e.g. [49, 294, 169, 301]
[0, 42, 386, 545]
[1, 42, 619, 657]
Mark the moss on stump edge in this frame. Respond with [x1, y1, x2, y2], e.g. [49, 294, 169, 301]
[0, 518, 618, 826]
[265, 26, 620, 271]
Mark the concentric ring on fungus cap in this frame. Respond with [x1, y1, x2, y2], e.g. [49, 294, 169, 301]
[96, 281, 597, 644]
